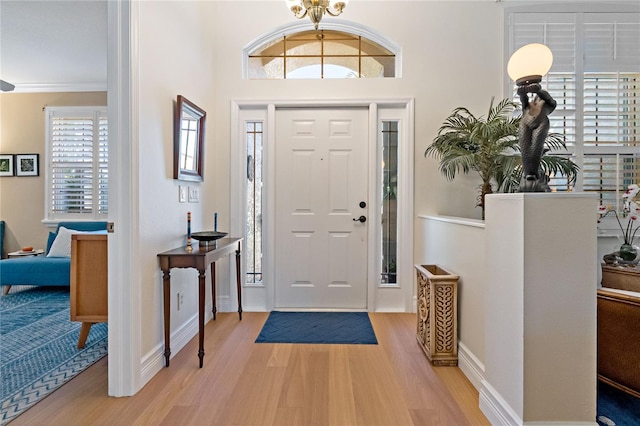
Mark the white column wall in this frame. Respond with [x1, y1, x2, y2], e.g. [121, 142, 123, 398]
[482, 193, 597, 425]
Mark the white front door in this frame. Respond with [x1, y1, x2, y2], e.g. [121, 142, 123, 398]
[275, 108, 369, 309]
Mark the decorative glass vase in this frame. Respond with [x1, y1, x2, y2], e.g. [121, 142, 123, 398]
[619, 243, 639, 262]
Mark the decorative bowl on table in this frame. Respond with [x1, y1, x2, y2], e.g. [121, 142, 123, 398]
[191, 231, 227, 246]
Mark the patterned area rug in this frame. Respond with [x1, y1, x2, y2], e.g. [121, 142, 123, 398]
[0, 287, 107, 424]
[255, 311, 377, 344]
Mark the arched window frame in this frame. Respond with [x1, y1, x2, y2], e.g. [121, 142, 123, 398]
[242, 20, 402, 79]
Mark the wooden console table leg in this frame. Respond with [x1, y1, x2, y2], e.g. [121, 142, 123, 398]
[162, 270, 171, 367]
[236, 242, 242, 320]
[210, 262, 217, 320]
[198, 269, 206, 368]
[77, 322, 93, 349]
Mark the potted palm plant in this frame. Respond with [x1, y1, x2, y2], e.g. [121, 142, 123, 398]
[425, 97, 579, 219]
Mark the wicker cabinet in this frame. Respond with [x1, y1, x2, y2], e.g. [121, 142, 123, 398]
[415, 264, 459, 366]
[70, 234, 108, 349]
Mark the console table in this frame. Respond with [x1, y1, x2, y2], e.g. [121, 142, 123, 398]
[158, 238, 243, 368]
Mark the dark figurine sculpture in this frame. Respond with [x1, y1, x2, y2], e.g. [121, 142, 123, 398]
[517, 83, 557, 192]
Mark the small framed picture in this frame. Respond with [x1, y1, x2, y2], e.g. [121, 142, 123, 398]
[15, 154, 39, 177]
[0, 155, 14, 176]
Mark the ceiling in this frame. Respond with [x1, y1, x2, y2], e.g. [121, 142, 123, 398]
[0, 0, 107, 92]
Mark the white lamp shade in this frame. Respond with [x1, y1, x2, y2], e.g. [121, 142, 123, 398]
[507, 43, 553, 84]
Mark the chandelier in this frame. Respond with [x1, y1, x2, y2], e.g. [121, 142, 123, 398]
[285, 0, 349, 30]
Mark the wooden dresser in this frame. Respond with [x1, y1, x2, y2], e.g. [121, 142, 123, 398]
[601, 264, 640, 293]
[598, 263, 640, 397]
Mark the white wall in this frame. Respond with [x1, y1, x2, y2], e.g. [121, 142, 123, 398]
[137, 0, 219, 366]
[418, 215, 487, 388]
[209, 0, 505, 225]
[111, 0, 638, 397]
[130, 0, 541, 389]
[208, 0, 505, 313]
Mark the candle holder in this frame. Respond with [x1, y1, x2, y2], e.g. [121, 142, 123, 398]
[187, 212, 192, 248]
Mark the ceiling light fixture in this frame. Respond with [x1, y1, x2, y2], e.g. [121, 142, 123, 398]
[0, 79, 15, 92]
[285, 0, 349, 30]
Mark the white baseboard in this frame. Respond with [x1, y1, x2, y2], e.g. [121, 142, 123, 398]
[478, 376, 597, 426]
[216, 295, 232, 313]
[479, 379, 522, 426]
[457, 341, 485, 392]
[140, 305, 212, 386]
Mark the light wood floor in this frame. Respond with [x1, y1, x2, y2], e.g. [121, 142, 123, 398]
[12, 313, 489, 425]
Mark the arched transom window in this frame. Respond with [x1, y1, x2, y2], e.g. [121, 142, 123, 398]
[247, 29, 396, 79]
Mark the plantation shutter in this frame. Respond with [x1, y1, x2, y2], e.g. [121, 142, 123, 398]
[98, 117, 109, 215]
[509, 10, 640, 203]
[46, 107, 108, 220]
[583, 153, 640, 210]
[583, 14, 640, 73]
[510, 13, 578, 149]
[582, 13, 640, 205]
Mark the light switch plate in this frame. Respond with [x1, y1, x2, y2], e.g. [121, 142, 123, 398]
[188, 187, 199, 203]
[179, 185, 187, 203]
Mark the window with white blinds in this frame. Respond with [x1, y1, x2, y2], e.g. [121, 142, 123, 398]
[45, 107, 108, 220]
[508, 8, 640, 208]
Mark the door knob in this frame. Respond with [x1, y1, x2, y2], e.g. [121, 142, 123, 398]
[353, 215, 367, 223]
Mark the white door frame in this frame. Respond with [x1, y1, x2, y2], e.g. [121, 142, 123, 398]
[107, 0, 142, 396]
[230, 99, 414, 313]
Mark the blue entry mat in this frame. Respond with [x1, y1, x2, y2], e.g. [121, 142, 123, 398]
[255, 311, 378, 344]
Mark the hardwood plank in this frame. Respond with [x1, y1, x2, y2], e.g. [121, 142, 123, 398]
[12, 312, 489, 426]
[328, 345, 357, 426]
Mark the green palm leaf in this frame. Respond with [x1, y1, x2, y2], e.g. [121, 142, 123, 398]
[425, 97, 579, 218]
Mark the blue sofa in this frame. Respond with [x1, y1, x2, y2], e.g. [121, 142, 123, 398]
[0, 221, 107, 293]
[0, 220, 5, 258]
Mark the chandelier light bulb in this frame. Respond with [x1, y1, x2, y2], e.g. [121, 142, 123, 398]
[330, 0, 349, 12]
[286, 0, 302, 13]
[507, 43, 553, 86]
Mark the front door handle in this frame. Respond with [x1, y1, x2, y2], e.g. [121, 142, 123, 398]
[353, 215, 367, 223]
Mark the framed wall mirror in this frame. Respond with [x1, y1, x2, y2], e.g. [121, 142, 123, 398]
[174, 95, 206, 182]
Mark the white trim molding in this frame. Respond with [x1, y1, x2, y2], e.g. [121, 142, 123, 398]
[107, 0, 142, 397]
[231, 98, 415, 313]
[458, 341, 485, 392]
[140, 308, 213, 385]
[10, 82, 107, 93]
[480, 379, 523, 426]
[242, 19, 402, 79]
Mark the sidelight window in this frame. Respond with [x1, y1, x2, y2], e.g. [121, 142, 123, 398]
[381, 121, 398, 284]
[246, 121, 263, 284]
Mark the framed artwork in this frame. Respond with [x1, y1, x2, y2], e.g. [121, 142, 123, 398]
[15, 154, 39, 177]
[0, 155, 14, 176]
